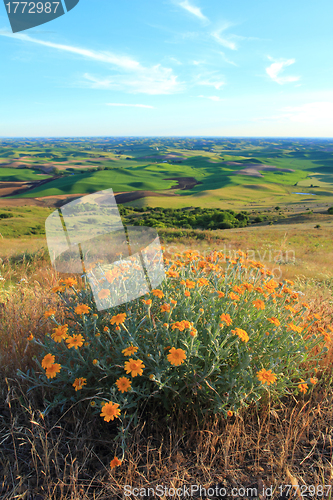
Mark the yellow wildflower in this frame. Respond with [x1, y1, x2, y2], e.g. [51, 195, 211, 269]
[72, 378, 87, 391]
[167, 347, 186, 366]
[110, 457, 122, 469]
[229, 292, 240, 301]
[45, 363, 61, 379]
[116, 377, 131, 393]
[197, 278, 209, 287]
[267, 317, 280, 327]
[100, 401, 121, 422]
[98, 289, 110, 300]
[219, 313, 232, 326]
[256, 368, 277, 385]
[122, 345, 138, 356]
[42, 353, 55, 369]
[52, 324, 68, 343]
[287, 323, 303, 334]
[63, 277, 77, 288]
[231, 328, 249, 343]
[124, 358, 145, 377]
[66, 334, 85, 349]
[110, 313, 127, 326]
[75, 304, 90, 315]
[44, 309, 56, 319]
[298, 380, 308, 394]
[253, 299, 265, 310]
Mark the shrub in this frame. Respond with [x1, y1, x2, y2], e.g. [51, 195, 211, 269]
[20, 250, 327, 467]
[328, 207, 333, 215]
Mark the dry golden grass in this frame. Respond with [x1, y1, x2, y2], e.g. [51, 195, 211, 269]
[2, 376, 333, 499]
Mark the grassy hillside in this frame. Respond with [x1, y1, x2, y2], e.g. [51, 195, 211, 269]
[1, 137, 332, 211]
[0, 167, 51, 181]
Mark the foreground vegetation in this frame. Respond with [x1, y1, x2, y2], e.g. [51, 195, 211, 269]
[1, 229, 333, 499]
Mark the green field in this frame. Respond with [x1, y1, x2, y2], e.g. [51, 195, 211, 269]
[0, 167, 51, 181]
[0, 206, 53, 237]
[1, 137, 332, 211]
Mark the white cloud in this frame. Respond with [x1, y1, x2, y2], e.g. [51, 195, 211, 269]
[266, 57, 300, 85]
[84, 64, 183, 95]
[196, 76, 225, 90]
[219, 51, 237, 66]
[169, 57, 182, 65]
[0, 30, 183, 95]
[0, 31, 141, 70]
[211, 24, 237, 50]
[177, 0, 208, 22]
[198, 95, 224, 102]
[106, 103, 155, 108]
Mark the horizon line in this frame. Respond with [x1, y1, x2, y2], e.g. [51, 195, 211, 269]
[0, 135, 332, 139]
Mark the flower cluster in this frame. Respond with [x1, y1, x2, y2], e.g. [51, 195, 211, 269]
[23, 247, 328, 471]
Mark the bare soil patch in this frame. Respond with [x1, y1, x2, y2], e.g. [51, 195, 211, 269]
[0, 160, 55, 174]
[138, 153, 186, 161]
[163, 176, 201, 190]
[0, 197, 46, 207]
[114, 190, 175, 204]
[0, 181, 36, 197]
[228, 164, 295, 177]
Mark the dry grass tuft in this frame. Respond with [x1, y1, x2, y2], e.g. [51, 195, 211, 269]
[1, 378, 333, 498]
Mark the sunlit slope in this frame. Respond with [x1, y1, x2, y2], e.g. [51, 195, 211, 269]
[0, 168, 51, 181]
[6, 152, 333, 209]
[9, 168, 178, 197]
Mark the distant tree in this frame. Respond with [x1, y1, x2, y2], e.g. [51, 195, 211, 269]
[218, 221, 234, 229]
[328, 207, 333, 214]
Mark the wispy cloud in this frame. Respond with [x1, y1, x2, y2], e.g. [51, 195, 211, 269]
[211, 24, 237, 50]
[198, 95, 224, 102]
[0, 30, 183, 95]
[106, 103, 155, 108]
[0, 31, 141, 70]
[168, 57, 183, 65]
[195, 74, 225, 90]
[177, 0, 208, 22]
[219, 51, 237, 66]
[266, 57, 300, 85]
[84, 65, 183, 95]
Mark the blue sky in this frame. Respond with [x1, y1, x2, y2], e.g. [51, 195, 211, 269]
[1, 0, 332, 137]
